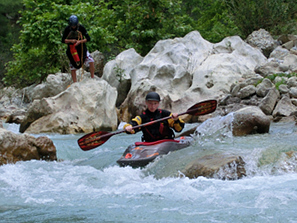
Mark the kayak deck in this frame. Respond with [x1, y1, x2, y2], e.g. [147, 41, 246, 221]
[116, 136, 192, 168]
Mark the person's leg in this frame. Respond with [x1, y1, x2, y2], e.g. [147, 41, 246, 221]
[89, 62, 95, 78]
[69, 62, 77, 82]
[71, 69, 77, 82]
[85, 51, 95, 78]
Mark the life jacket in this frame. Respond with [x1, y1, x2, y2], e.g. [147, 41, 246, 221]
[141, 109, 175, 142]
[69, 44, 80, 64]
[66, 27, 87, 69]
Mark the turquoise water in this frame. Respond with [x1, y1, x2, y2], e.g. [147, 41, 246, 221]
[1, 120, 297, 223]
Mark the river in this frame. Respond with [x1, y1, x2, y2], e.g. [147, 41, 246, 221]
[1, 118, 297, 223]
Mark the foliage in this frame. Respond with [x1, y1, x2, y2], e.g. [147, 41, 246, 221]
[4, 0, 115, 87]
[182, 0, 239, 43]
[224, 0, 297, 38]
[3, 0, 297, 87]
[256, 72, 297, 89]
[266, 72, 297, 81]
[0, 0, 22, 85]
[4, 0, 193, 87]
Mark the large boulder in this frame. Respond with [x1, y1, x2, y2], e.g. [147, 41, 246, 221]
[102, 48, 143, 107]
[232, 106, 271, 136]
[24, 72, 72, 102]
[0, 128, 56, 166]
[118, 31, 267, 121]
[182, 153, 246, 180]
[245, 28, 278, 58]
[20, 78, 118, 134]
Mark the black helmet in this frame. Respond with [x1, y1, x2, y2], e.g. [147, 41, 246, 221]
[69, 15, 79, 26]
[145, 92, 160, 101]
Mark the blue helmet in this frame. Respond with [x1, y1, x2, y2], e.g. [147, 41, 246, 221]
[69, 15, 79, 26]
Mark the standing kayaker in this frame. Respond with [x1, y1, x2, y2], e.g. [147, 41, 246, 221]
[62, 15, 95, 83]
[124, 92, 185, 142]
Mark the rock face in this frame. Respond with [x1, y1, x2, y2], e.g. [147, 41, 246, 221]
[1, 29, 297, 135]
[24, 73, 72, 102]
[182, 153, 246, 180]
[117, 31, 267, 121]
[102, 48, 143, 107]
[20, 78, 118, 134]
[0, 128, 56, 166]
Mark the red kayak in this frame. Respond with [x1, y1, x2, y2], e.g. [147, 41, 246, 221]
[116, 136, 192, 168]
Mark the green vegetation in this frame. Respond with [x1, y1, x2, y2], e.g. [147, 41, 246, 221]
[266, 72, 297, 82]
[0, 0, 22, 87]
[255, 72, 297, 90]
[225, 0, 297, 38]
[1, 0, 297, 88]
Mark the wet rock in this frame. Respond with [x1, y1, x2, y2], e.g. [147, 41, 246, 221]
[0, 128, 57, 166]
[232, 106, 270, 136]
[5, 109, 27, 124]
[182, 153, 246, 180]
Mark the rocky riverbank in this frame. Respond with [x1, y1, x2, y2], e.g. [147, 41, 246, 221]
[1, 29, 297, 178]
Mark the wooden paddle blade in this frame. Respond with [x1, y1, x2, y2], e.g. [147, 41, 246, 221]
[78, 131, 111, 151]
[186, 100, 217, 116]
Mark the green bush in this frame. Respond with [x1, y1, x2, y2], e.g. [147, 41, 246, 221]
[4, 0, 194, 87]
[225, 0, 297, 38]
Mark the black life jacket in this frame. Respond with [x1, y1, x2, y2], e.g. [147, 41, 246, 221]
[141, 109, 175, 142]
[66, 26, 87, 69]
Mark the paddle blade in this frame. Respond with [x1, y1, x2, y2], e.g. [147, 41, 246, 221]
[78, 131, 111, 151]
[186, 100, 217, 116]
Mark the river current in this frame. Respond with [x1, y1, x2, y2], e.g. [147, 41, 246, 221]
[1, 118, 297, 223]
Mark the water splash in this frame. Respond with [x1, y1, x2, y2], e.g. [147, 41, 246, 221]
[192, 113, 234, 146]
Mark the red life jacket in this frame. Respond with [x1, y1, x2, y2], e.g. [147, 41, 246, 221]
[69, 44, 80, 64]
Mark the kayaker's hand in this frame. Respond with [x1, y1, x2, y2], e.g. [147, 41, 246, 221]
[171, 113, 179, 121]
[125, 125, 135, 134]
[75, 40, 81, 46]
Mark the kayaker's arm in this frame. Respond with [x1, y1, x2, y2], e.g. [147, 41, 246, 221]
[123, 116, 143, 134]
[168, 113, 185, 132]
[124, 123, 135, 134]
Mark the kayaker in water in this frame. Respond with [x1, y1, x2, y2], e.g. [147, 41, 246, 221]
[124, 92, 185, 142]
[62, 15, 95, 83]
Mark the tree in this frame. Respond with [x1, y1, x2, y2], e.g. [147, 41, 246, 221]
[0, 0, 22, 85]
[225, 0, 297, 38]
[4, 0, 193, 87]
[184, 0, 239, 43]
[4, 0, 115, 87]
[102, 0, 193, 55]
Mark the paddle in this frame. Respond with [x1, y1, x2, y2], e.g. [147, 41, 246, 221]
[78, 99, 217, 151]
